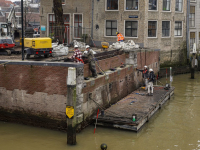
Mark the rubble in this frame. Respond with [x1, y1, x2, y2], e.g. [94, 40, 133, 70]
[52, 43, 69, 57]
[73, 40, 86, 49]
[109, 40, 140, 50]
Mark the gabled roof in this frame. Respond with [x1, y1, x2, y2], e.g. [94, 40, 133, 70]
[0, 0, 14, 7]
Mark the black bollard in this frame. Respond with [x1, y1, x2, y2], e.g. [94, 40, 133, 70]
[191, 68, 195, 79]
[100, 143, 107, 150]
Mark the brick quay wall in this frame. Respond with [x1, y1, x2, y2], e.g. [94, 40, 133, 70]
[0, 49, 160, 131]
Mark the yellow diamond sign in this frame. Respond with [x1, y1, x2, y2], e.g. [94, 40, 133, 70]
[66, 106, 74, 119]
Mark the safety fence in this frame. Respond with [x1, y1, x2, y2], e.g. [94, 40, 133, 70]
[48, 26, 92, 45]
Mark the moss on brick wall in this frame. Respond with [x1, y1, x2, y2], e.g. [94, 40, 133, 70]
[160, 41, 187, 68]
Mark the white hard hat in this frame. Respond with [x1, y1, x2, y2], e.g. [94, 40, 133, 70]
[86, 45, 90, 49]
[149, 68, 153, 72]
[74, 45, 79, 48]
[144, 66, 147, 68]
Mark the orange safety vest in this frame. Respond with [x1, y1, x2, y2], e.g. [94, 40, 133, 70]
[117, 33, 124, 41]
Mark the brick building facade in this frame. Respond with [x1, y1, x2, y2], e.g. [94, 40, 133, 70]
[40, 0, 187, 64]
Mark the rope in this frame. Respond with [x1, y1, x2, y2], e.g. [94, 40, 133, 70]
[89, 97, 133, 120]
[94, 58, 111, 105]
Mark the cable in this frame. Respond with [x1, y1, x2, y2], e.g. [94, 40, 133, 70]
[94, 58, 111, 105]
[89, 97, 133, 120]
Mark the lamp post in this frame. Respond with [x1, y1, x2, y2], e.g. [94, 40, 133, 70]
[21, 0, 24, 60]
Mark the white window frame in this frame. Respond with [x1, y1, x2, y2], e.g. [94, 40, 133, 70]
[162, 20, 171, 38]
[162, 0, 171, 12]
[148, 0, 158, 11]
[104, 20, 118, 37]
[47, 13, 71, 41]
[147, 20, 158, 38]
[73, 13, 83, 39]
[190, 0, 196, 3]
[124, 0, 139, 11]
[175, 0, 183, 13]
[124, 20, 138, 38]
[174, 21, 183, 37]
[189, 5, 195, 28]
[199, 32, 200, 43]
[105, 0, 119, 11]
[190, 32, 196, 50]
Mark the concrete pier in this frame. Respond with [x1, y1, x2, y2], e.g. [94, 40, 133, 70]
[95, 86, 175, 132]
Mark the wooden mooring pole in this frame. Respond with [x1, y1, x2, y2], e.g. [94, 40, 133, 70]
[66, 67, 77, 145]
[191, 43, 197, 79]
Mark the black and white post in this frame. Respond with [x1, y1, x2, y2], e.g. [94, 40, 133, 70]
[66, 67, 77, 145]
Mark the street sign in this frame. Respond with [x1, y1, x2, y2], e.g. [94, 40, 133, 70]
[41, 25, 46, 31]
[66, 106, 74, 119]
[129, 15, 138, 18]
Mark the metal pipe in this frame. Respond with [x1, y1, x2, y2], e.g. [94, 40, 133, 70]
[21, 0, 24, 60]
[170, 67, 172, 87]
[186, 0, 190, 60]
[91, 0, 94, 46]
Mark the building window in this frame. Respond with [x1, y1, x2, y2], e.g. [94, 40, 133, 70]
[189, 6, 195, 27]
[149, 0, 157, 10]
[126, 0, 138, 10]
[49, 14, 70, 38]
[162, 21, 170, 37]
[174, 21, 182, 36]
[49, 14, 55, 36]
[125, 21, 138, 37]
[175, 0, 183, 12]
[190, 32, 195, 49]
[74, 14, 82, 38]
[199, 32, 200, 42]
[163, 0, 170, 11]
[62, 0, 65, 4]
[106, 20, 117, 36]
[107, 0, 118, 10]
[148, 21, 157, 37]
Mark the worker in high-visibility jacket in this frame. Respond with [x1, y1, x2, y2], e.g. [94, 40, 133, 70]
[116, 32, 124, 42]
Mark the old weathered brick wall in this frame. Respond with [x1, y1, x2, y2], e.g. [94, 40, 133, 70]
[81, 49, 160, 119]
[0, 65, 68, 95]
[137, 50, 160, 74]
[0, 50, 159, 130]
[84, 54, 127, 77]
[0, 65, 69, 122]
[82, 65, 135, 119]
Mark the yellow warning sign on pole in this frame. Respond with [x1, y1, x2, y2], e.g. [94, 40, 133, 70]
[66, 106, 74, 119]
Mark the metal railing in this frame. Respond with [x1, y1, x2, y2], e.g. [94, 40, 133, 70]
[48, 26, 91, 45]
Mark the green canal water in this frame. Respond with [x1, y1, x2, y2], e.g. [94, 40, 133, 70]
[1, 73, 200, 150]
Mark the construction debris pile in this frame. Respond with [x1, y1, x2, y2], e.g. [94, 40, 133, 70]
[51, 40, 139, 58]
[109, 40, 140, 50]
[52, 42, 69, 57]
